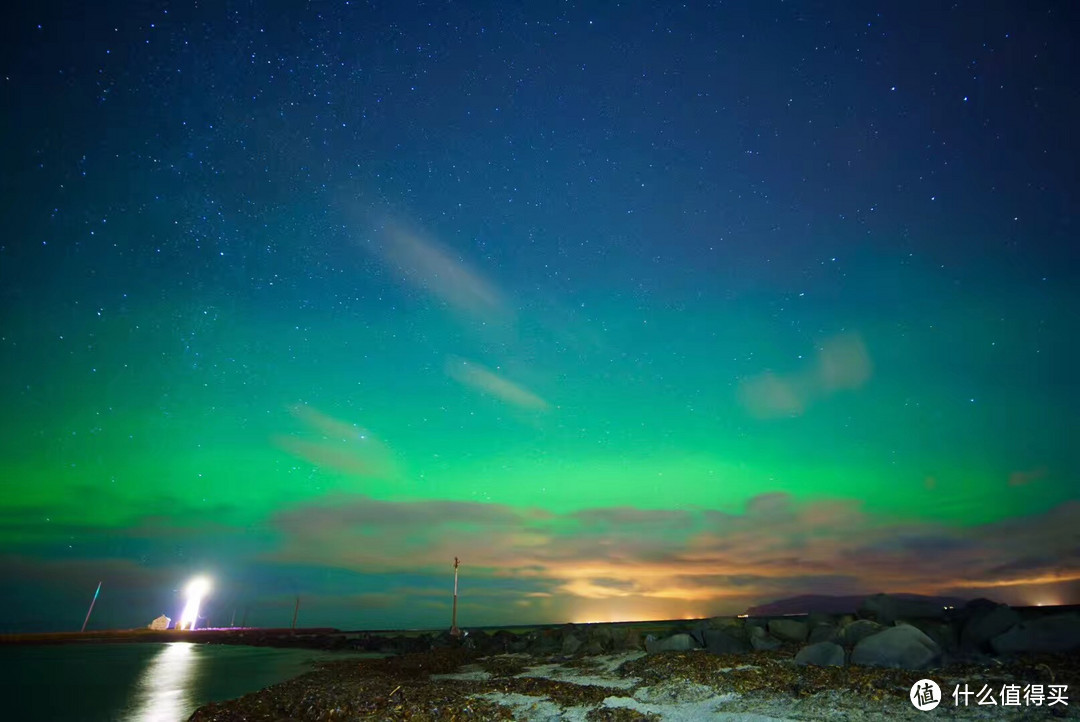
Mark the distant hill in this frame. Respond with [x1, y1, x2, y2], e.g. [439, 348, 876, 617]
[745, 592, 972, 616]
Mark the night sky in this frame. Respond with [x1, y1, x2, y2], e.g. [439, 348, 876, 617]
[1, 1, 1077, 633]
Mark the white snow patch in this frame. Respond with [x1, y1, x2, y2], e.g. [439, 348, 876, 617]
[513, 651, 645, 690]
[515, 662, 638, 690]
[590, 650, 647, 673]
[473, 692, 591, 722]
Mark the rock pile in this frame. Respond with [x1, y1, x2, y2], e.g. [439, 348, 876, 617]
[219, 596, 1080, 674]
[631, 595, 1080, 671]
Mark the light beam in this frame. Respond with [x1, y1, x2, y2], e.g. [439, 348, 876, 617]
[178, 576, 211, 630]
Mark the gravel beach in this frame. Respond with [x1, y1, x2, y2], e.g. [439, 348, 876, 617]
[188, 645, 1078, 721]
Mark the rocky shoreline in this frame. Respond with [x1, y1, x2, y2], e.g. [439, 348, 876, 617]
[187, 595, 1080, 720]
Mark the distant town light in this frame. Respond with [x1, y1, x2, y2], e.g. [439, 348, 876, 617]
[178, 576, 211, 630]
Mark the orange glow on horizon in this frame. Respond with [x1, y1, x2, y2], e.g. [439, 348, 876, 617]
[946, 571, 1080, 589]
[565, 595, 714, 624]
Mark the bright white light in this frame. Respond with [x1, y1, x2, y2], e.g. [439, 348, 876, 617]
[186, 577, 210, 598]
[178, 576, 211, 630]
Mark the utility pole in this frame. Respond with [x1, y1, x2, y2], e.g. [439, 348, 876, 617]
[449, 557, 461, 637]
[291, 596, 300, 631]
[81, 582, 102, 633]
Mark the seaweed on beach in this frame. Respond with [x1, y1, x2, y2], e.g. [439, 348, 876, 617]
[477, 654, 530, 678]
[189, 649, 509, 721]
[189, 648, 626, 721]
[478, 674, 626, 708]
[191, 644, 1080, 721]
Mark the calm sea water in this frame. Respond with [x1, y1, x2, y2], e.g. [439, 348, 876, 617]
[0, 642, 373, 722]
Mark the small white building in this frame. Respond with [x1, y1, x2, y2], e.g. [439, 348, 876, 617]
[148, 614, 171, 630]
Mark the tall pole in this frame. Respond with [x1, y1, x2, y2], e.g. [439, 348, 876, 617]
[81, 582, 102, 633]
[291, 596, 300, 631]
[449, 557, 461, 637]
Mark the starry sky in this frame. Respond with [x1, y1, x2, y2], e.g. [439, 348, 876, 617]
[1, 1, 1078, 633]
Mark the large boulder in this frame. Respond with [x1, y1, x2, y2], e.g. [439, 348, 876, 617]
[768, 618, 808, 643]
[851, 625, 941, 669]
[907, 620, 958, 654]
[990, 614, 1080, 654]
[961, 604, 1020, 651]
[617, 626, 643, 652]
[745, 617, 770, 632]
[858, 594, 947, 625]
[562, 631, 583, 656]
[808, 623, 840, 644]
[688, 621, 708, 648]
[581, 638, 604, 656]
[577, 626, 635, 653]
[839, 619, 885, 646]
[704, 628, 750, 655]
[583, 624, 615, 653]
[794, 641, 845, 667]
[645, 633, 699, 654]
[525, 630, 561, 656]
[490, 629, 524, 653]
[750, 628, 782, 651]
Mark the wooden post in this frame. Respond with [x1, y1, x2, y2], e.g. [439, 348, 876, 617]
[291, 596, 300, 630]
[81, 582, 102, 633]
[449, 557, 461, 637]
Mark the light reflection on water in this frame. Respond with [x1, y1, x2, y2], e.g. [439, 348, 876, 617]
[0, 642, 381, 722]
[124, 642, 198, 722]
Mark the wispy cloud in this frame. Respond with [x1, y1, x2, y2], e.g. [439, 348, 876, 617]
[738, 332, 872, 419]
[360, 219, 510, 324]
[445, 356, 550, 411]
[273, 404, 398, 479]
[1009, 467, 1049, 487]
